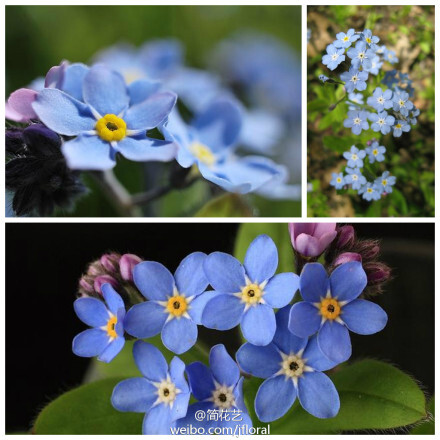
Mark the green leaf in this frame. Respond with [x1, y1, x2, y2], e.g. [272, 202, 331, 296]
[323, 135, 357, 153]
[33, 378, 143, 434]
[410, 396, 434, 434]
[195, 193, 253, 217]
[389, 188, 409, 216]
[246, 360, 427, 434]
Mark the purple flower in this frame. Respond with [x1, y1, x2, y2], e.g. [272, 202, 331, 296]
[288, 223, 337, 258]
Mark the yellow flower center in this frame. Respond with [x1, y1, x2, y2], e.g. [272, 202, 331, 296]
[106, 315, 118, 338]
[343, 36, 349, 42]
[190, 142, 216, 166]
[336, 177, 342, 183]
[241, 283, 263, 306]
[95, 114, 127, 142]
[367, 187, 373, 193]
[382, 179, 388, 186]
[366, 37, 372, 44]
[166, 295, 188, 317]
[373, 149, 378, 155]
[395, 123, 402, 129]
[319, 298, 342, 320]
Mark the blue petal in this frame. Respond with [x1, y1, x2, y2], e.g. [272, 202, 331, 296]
[101, 283, 125, 315]
[330, 261, 367, 302]
[264, 273, 299, 308]
[98, 336, 125, 363]
[124, 301, 167, 338]
[83, 65, 129, 116]
[241, 304, 276, 346]
[128, 79, 161, 106]
[298, 372, 340, 418]
[74, 297, 109, 327]
[202, 294, 244, 330]
[115, 136, 176, 162]
[300, 263, 329, 302]
[303, 335, 339, 372]
[188, 291, 220, 325]
[62, 135, 115, 170]
[274, 306, 308, 354]
[193, 98, 242, 152]
[111, 377, 157, 412]
[162, 317, 198, 354]
[175, 402, 215, 430]
[209, 344, 240, 387]
[133, 340, 168, 381]
[142, 403, 172, 435]
[61, 63, 89, 101]
[198, 164, 252, 193]
[255, 375, 296, 422]
[341, 299, 387, 335]
[288, 301, 321, 338]
[186, 361, 215, 401]
[233, 376, 247, 413]
[72, 328, 109, 358]
[203, 252, 246, 293]
[170, 392, 190, 423]
[33, 88, 95, 136]
[169, 356, 190, 394]
[175, 252, 208, 297]
[236, 342, 281, 378]
[133, 261, 174, 301]
[244, 234, 278, 284]
[318, 321, 352, 363]
[124, 92, 177, 130]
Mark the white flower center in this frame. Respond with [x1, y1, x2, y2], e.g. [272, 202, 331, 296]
[352, 174, 358, 180]
[378, 118, 385, 125]
[358, 52, 365, 59]
[353, 118, 361, 125]
[155, 378, 179, 407]
[399, 99, 405, 107]
[382, 179, 388, 186]
[277, 351, 313, 386]
[351, 75, 359, 83]
[377, 97, 385, 104]
[331, 53, 339, 61]
[352, 153, 358, 160]
[211, 385, 236, 409]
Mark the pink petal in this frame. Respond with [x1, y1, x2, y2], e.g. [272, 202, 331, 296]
[289, 223, 316, 240]
[5, 102, 29, 122]
[294, 234, 321, 257]
[8, 88, 38, 120]
[313, 223, 337, 239]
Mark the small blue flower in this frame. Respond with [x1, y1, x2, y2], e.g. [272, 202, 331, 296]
[409, 107, 420, 125]
[358, 182, 382, 201]
[177, 344, 252, 429]
[382, 69, 399, 89]
[124, 252, 209, 354]
[343, 110, 369, 135]
[330, 172, 345, 190]
[237, 307, 340, 421]
[365, 141, 386, 163]
[375, 171, 396, 193]
[393, 119, 411, 137]
[344, 167, 367, 190]
[112, 341, 190, 434]
[348, 92, 364, 105]
[347, 41, 375, 70]
[333, 28, 360, 48]
[360, 29, 380, 51]
[72, 283, 126, 363]
[322, 44, 346, 71]
[364, 55, 383, 75]
[384, 48, 399, 64]
[201, 234, 299, 346]
[289, 262, 388, 363]
[368, 111, 395, 135]
[392, 91, 414, 117]
[366, 87, 393, 112]
[343, 145, 366, 168]
[340, 67, 368, 93]
[319, 74, 329, 83]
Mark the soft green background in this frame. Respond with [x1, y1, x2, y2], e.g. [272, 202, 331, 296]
[6, 6, 301, 217]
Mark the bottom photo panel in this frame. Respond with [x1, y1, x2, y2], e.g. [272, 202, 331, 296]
[6, 222, 434, 435]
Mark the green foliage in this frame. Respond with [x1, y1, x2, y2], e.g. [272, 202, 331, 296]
[196, 193, 253, 217]
[410, 396, 434, 434]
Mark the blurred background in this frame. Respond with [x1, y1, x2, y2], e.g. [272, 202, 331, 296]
[307, 6, 435, 217]
[6, 6, 302, 217]
[6, 223, 434, 433]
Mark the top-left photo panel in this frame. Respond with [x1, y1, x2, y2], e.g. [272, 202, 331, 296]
[5, 5, 302, 217]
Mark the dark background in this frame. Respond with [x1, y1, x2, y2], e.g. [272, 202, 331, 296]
[5, 223, 435, 432]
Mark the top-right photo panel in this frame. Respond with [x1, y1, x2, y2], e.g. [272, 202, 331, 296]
[307, 5, 435, 217]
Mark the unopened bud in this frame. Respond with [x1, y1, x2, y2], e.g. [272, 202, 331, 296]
[100, 252, 121, 273]
[364, 262, 391, 284]
[79, 277, 94, 294]
[336, 225, 355, 248]
[120, 253, 142, 282]
[94, 275, 119, 295]
[333, 252, 362, 266]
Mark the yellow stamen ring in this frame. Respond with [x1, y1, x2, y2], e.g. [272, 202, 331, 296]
[319, 298, 342, 320]
[106, 315, 118, 338]
[95, 114, 127, 142]
[190, 142, 216, 166]
[241, 283, 263, 306]
[166, 295, 188, 317]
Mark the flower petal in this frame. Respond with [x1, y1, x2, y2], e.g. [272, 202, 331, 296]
[209, 344, 240, 387]
[244, 234, 278, 284]
[330, 261, 367, 302]
[264, 273, 299, 308]
[170, 392, 190, 423]
[83, 65, 129, 116]
[294, 234, 321, 257]
[298, 372, 340, 418]
[133, 261, 175, 301]
[188, 291, 220, 325]
[299, 263, 329, 302]
[33, 88, 96, 135]
[318, 321, 352, 364]
[175, 402, 215, 430]
[72, 328, 109, 357]
[142, 403, 172, 435]
[241, 304, 276, 346]
[303, 335, 339, 372]
[203, 252, 246, 293]
[186, 361, 215, 401]
[115, 136, 176, 162]
[124, 92, 177, 130]
[169, 356, 189, 394]
[202, 294, 244, 330]
[255, 375, 296, 422]
[128, 79, 161, 106]
[174, 252, 208, 297]
[124, 301, 167, 339]
[101, 283, 124, 315]
[62, 135, 115, 171]
[62, 63, 89, 101]
[98, 336, 125, 363]
[133, 340, 168, 381]
[162, 317, 198, 354]
[274, 305, 308, 354]
[111, 377, 157, 413]
[236, 342, 281, 378]
[341, 299, 388, 335]
[288, 301, 321, 338]
[74, 297, 109, 327]
[7, 88, 38, 120]
[198, 164, 252, 193]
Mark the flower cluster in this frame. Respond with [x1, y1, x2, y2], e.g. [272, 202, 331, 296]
[72, 224, 389, 433]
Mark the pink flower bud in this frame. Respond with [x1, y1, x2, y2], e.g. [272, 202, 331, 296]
[94, 275, 119, 295]
[364, 263, 391, 284]
[288, 223, 337, 257]
[333, 252, 362, 266]
[100, 252, 121, 273]
[79, 277, 94, 294]
[119, 253, 142, 282]
[336, 225, 355, 248]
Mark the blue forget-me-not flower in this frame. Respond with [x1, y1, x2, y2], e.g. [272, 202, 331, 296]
[366, 87, 393, 112]
[322, 44, 345, 71]
[358, 182, 382, 201]
[365, 142, 386, 163]
[330, 172, 345, 190]
[392, 91, 414, 117]
[368, 111, 395, 135]
[360, 29, 380, 51]
[333, 28, 360, 48]
[343, 110, 369, 135]
[393, 119, 411, 137]
[347, 41, 375, 70]
[340, 67, 368, 93]
[375, 171, 396, 193]
[344, 167, 366, 190]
